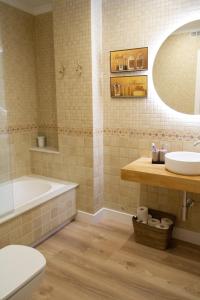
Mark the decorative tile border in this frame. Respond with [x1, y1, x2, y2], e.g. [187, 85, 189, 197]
[0, 124, 102, 136]
[0, 124, 38, 134]
[0, 124, 199, 142]
[104, 128, 200, 142]
[38, 123, 58, 129]
[0, 123, 56, 134]
[57, 127, 103, 137]
[58, 127, 93, 136]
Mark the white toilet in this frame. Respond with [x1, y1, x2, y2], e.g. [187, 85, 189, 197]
[0, 245, 46, 300]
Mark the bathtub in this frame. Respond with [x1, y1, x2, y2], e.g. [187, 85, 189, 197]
[0, 175, 78, 225]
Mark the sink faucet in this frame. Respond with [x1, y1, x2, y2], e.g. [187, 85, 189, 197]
[193, 140, 200, 146]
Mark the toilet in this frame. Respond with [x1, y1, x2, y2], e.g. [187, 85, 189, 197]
[0, 245, 46, 300]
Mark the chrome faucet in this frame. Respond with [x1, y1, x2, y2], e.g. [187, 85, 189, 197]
[193, 140, 200, 146]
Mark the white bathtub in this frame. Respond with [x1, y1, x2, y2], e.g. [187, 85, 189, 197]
[0, 175, 78, 224]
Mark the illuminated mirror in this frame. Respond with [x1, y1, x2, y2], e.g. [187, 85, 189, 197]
[153, 20, 200, 115]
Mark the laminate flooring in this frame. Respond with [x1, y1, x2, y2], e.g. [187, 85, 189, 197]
[33, 220, 200, 300]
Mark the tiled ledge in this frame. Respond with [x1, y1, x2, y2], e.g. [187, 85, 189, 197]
[30, 146, 60, 154]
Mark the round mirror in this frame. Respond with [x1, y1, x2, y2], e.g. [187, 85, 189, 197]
[153, 20, 200, 115]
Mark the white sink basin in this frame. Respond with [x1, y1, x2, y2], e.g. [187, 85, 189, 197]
[165, 151, 200, 175]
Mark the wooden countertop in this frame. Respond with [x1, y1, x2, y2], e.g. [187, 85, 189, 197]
[121, 157, 200, 193]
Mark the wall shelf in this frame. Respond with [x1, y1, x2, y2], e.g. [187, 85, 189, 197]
[30, 147, 60, 154]
[121, 157, 200, 193]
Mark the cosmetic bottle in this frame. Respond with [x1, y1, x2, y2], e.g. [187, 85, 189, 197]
[128, 85, 132, 96]
[136, 53, 144, 69]
[152, 143, 159, 163]
[115, 56, 120, 71]
[118, 56, 124, 71]
[113, 82, 121, 97]
[127, 56, 135, 70]
[123, 56, 128, 70]
[120, 85, 123, 97]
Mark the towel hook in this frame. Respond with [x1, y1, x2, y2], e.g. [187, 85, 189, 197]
[76, 62, 82, 76]
[58, 64, 66, 79]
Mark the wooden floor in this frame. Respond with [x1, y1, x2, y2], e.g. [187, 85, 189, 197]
[33, 220, 200, 300]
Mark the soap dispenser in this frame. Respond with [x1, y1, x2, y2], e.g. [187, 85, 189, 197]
[159, 144, 167, 163]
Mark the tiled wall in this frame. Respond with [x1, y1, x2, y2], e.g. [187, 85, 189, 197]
[0, 3, 38, 128]
[32, 0, 96, 213]
[35, 12, 58, 148]
[0, 189, 76, 248]
[1, 0, 200, 234]
[0, 2, 38, 178]
[31, 0, 105, 213]
[31, 132, 95, 212]
[102, 0, 200, 231]
[0, 133, 11, 182]
[0, 4, 58, 179]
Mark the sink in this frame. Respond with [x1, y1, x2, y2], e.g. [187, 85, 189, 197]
[165, 151, 200, 175]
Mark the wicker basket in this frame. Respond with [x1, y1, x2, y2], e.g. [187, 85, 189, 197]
[132, 209, 176, 250]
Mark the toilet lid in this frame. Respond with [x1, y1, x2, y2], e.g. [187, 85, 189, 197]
[0, 245, 46, 300]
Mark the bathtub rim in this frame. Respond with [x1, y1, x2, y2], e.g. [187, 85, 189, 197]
[0, 174, 78, 225]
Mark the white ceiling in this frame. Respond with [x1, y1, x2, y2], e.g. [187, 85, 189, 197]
[0, 0, 53, 15]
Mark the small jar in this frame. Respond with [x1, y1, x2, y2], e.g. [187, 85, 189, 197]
[136, 53, 144, 69]
[37, 136, 46, 148]
[127, 56, 135, 70]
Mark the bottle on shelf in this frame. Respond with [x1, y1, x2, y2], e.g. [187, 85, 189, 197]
[127, 55, 135, 70]
[114, 56, 119, 71]
[113, 82, 121, 96]
[118, 56, 124, 71]
[123, 56, 128, 70]
[136, 53, 144, 69]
